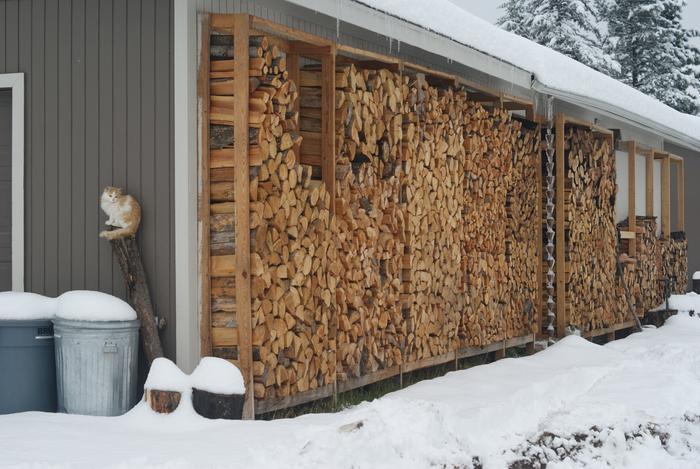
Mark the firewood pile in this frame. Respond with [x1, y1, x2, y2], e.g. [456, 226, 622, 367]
[661, 233, 688, 295]
[206, 31, 543, 402]
[564, 128, 624, 331]
[208, 33, 339, 401]
[618, 217, 661, 315]
[504, 125, 541, 339]
[314, 64, 407, 380]
[402, 75, 465, 359]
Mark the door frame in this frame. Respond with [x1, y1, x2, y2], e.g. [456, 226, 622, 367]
[0, 73, 25, 292]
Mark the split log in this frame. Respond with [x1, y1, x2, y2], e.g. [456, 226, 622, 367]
[145, 389, 181, 414]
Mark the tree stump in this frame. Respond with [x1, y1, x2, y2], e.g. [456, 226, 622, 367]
[145, 389, 182, 414]
[110, 236, 164, 365]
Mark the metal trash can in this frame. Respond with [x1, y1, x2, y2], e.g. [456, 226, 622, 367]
[53, 318, 140, 416]
[0, 320, 57, 414]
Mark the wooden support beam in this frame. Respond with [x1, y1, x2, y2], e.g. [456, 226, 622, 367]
[321, 47, 336, 213]
[646, 151, 654, 217]
[662, 155, 671, 238]
[677, 158, 685, 232]
[289, 41, 332, 57]
[232, 13, 254, 420]
[250, 16, 333, 46]
[536, 123, 543, 338]
[198, 14, 212, 357]
[555, 114, 567, 337]
[627, 140, 637, 257]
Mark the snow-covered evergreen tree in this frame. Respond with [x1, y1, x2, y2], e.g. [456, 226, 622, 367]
[498, 0, 619, 74]
[607, 0, 700, 113]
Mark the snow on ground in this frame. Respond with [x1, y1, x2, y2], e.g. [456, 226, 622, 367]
[2, 313, 700, 469]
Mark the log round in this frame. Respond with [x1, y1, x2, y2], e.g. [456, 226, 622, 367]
[192, 388, 244, 420]
[145, 389, 182, 414]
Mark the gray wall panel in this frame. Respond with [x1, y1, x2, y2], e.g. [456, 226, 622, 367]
[0, 0, 175, 358]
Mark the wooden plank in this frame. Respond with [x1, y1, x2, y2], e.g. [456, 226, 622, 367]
[646, 151, 654, 217]
[288, 41, 331, 57]
[198, 14, 212, 357]
[250, 16, 333, 47]
[662, 155, 671, 238]
[211, 326, 239, 346]
[336, 43, 401, 64]
[556, 114, 567, 338]
[678, 158, 685, 232]
[627, 140, 637, 256]
[254, 384, 335, 415]
[536, 124, 543, 337]
[321, 48, 336, 213]
[402, 352, 456, 374]
[232, 13, 254, 420]
[336, 366, 402, 393]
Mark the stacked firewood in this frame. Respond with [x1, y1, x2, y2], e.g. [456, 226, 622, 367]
[660, 233, 688, 294]
[402, 74, 465, 359]
[325, 64, 406, 380]
[504, 125, 541, 338]
[565, 129, 623, 331]
[618, 217, 662, 315]
[209, 33, 340, 400]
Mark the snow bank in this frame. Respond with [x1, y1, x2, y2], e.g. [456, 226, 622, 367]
[0, 291, 57, 320]
[669, 292, 700, 313]
[191, 357, 245, 395]
[1, 314, 700, 468]
[143, 358, 191, 393]
[357, 0, 700, 142]
[56, 290, 137, 322]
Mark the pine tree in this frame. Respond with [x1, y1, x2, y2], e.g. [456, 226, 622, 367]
[607, 0, 700, 114]
[498, 0, 619, 74]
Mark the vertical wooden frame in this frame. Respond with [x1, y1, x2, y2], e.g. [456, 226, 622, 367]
[627, 141, 637, 257]
[233, 13, 254, 419]
[321, 47, 336, 213]
[555, 114, 566, 337]
[646, 151, 654, 218]
[677, 158, 685, 232]
[661, 155, 671, 239]
[198, 14, 212, 357]
[536, 124, 543, 337]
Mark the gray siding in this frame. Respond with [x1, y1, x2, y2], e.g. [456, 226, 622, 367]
[0, 0, 175, 358]
[0, 90, 10, 290]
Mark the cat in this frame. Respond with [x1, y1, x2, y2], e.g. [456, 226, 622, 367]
[99, 186, 142, 240]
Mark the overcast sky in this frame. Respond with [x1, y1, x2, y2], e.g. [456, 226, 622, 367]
[449, 0, 700, 46]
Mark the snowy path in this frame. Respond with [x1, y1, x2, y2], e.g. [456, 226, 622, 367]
[2, 314, 700, 469]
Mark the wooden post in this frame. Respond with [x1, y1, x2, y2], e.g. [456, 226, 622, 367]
[662, 155, 671, 239]
[110, 237, 164, 364]
[627, 141, 637, 257]
[233, 13, 254, 419]
[555, 114, 567, 337]
[321, 47, 336, 213]
[678, 159, 685, 232]
[536, 124, 543, 336]
[198, 14, 213, 358]
[646, 151, 654, 217]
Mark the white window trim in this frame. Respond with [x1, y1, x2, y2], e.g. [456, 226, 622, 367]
[173, 0, 200, 372]
[0, 73, 24, 292]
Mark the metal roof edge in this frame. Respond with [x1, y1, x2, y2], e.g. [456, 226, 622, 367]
[532, 80, 700, 152]
[284, 0, 533, 90]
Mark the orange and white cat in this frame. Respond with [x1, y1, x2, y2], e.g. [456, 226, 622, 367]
[99, 186, 142, 240]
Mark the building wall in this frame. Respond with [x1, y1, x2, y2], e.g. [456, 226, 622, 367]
[0, 0, 176, 357]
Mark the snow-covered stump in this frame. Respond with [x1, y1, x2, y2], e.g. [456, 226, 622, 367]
[191, 358, 245, 420]
[143, 358, 189, 414]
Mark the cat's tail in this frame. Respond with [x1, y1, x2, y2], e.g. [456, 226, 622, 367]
[100, 226, 137, 240]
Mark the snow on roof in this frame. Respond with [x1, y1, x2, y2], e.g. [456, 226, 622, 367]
[354, 0, 700, 147]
